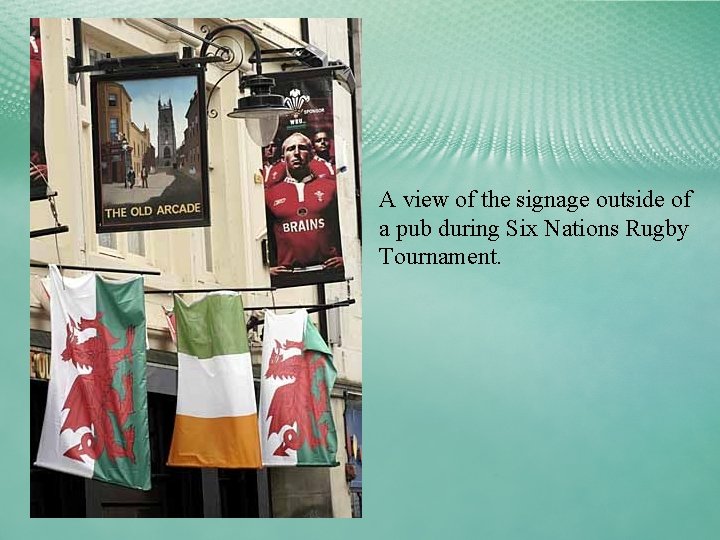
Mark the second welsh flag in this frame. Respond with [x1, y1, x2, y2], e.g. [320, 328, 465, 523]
[260, 309, 338, 466]
[167, 293, 261, 468]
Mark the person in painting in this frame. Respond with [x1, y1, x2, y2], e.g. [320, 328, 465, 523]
[140, 166, 148, 188]
[265, 132, 344, 286]
[125, 167, 136, 189]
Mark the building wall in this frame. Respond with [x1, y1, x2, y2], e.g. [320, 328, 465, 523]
[129, 120, 150, 176]
[181, 91, 201, 177]
[30, 17, 361, 518]
[96, 81, 133, 184]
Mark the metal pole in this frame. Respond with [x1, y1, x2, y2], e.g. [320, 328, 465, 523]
[244, 299, 354, 311]
[145, 286, 275, 294]
[73, 18, 83, 67]
[347, 18, 363, 242]
[153, 18, 224, 51]
[30, 226, 69, 238]
[316, 284, 329, 341]
[30, 262, 161, 276]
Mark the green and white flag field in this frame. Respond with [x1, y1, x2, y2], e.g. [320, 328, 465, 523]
[259, 309, 338, 466]
[35, 265, 151, 490]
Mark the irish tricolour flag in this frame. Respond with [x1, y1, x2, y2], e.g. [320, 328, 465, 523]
[35, 265, 151, 490]
[259, 309, 338, 467]
[167, 293, 261, 468]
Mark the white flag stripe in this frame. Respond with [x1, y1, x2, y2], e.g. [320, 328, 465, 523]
[35, 266, 96, 478]
[259, 309, 308, 466]
[176, 352, 257, 418]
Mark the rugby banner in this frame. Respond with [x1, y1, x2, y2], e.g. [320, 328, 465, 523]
[262, 72, 346, 288]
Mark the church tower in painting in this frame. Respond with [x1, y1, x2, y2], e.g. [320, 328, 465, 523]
[157, 97, 177, 167]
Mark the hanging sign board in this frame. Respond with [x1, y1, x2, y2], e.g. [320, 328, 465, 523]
[91, 68, 210, 232]
[30, 18, 51, 201]
[262, 71, 346, 288]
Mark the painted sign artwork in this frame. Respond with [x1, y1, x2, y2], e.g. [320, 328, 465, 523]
[91, 69, 210, 232]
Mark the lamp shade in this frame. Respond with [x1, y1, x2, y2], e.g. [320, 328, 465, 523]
[227, 80, 289, 147]
[244, 115, 280, 147]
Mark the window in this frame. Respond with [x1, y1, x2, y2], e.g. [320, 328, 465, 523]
[88, 48, 105, 64]
[128, 231, 145, 256]
[98, 233, 117, 250]
[97, 232, 146, 261]
[108, 93, 117, 107]
[109, 118, 119, 139]
[203, 227, 213, 272]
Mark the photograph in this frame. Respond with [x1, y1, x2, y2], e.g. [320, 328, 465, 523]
[263, 72, 346, 288]
[14, 2, 720, 539]
[29, 17, 362, 519]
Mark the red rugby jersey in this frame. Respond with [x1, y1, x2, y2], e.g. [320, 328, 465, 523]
[265, 177, 341, 268]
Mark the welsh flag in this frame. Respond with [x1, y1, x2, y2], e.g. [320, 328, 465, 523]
[167, 293, 261, 468]
[259, 309, 338, 466]
[35, 265, 151, 490]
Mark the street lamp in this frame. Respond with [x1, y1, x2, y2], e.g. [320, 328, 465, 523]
[120, 135, 132, 180]
[200, 24, 289, 147]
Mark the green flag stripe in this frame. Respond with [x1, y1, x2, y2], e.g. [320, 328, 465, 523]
[94, 276, 151, 490]
[296, 319, 338, 465]
[175, 294, 250, 358]
[304, 318, 335, 359]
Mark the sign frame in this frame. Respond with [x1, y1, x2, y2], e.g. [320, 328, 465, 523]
[91, 67, 210, 233]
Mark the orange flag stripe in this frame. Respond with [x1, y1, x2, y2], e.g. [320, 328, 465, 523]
[167, 414, 262, 468]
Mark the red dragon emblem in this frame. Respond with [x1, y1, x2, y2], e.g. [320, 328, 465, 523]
[60, 313, 137, 463]
[265, 339, 331, 456]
